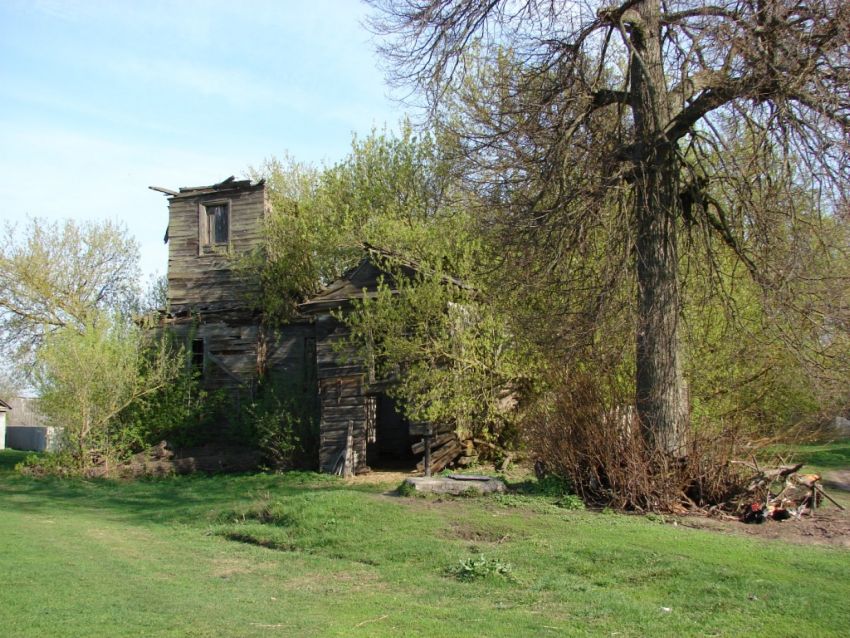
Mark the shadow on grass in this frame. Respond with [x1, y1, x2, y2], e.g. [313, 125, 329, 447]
[0, 449, 563, 532]
[0, 449, 30, 473]
[0, 460, 361, 528]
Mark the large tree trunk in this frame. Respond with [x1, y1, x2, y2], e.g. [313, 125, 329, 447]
[629, 0, 687, 454]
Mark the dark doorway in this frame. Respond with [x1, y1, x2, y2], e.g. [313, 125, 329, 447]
[366, 394, 417, 469]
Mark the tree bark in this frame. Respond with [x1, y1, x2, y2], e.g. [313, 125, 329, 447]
[629, 0, 687, 454]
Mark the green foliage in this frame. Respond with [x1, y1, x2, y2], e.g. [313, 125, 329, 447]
[396, 480, 416, 496]
[532, 474, 575, 498]
[555, 493, 586, 511]
[446, 554, 515, 582]
[34, 313, 183, 470]
[494, 475, 585, 512]
[0, 217, 140, 365]
[15, 451, 78, 478]
[248, 126, 536, 446]
[681, 230, 850, 435]
[242, 155, 347, 323]
[243, 124, 463, 326]
[239, 377, 320, 470]
[342, 268, 536, 443]
[116, 362, 225, 450]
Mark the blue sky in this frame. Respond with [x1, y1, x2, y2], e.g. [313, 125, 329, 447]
[0, 0, 404, 279]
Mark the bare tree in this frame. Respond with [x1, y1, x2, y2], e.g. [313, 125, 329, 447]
[368, 0, 850, 452]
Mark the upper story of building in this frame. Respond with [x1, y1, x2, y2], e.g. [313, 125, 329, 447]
[153, 177, 268, 315]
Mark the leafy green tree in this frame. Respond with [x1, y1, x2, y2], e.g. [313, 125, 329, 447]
[243, 125, 469, 324]
[34, 312, 182, 469]
[0, 217, 140, 364]
[368, 0, 850, 453]
[343, 267, 535, 444]
[682, 219, 850, 435]
[247, 128, 533, 442]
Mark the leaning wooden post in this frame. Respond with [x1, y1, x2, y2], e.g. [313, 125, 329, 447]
[344, 419, 354, 478]
[424, 423, 433, 477]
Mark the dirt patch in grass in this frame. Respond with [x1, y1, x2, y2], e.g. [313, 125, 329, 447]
[444, 521, 512, 544]
[344, 470, 413, 486]
[676, 508, 850, 548]
[211, 558, 276, 579]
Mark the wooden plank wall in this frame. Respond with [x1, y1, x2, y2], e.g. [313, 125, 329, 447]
[168, 317, 257, 392]
[166, 184, 266, 313]
[167, 318, 316, 393]
[265, 323, 318, 399]
[315, 314, 371, 473]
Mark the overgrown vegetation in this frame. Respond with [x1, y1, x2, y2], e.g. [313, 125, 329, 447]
[237, 375, 320, 471]
[0, 217, 141, 363]
[447, 554, 515, 582]
[358, 0, 850, 507]
[31, 312, 184, 472]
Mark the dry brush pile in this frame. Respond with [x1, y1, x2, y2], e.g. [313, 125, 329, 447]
[524, 373, 770, 514]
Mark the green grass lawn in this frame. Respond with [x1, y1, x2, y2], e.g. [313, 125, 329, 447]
[778, 440, 850, 473]
[1, 449, 848, 637]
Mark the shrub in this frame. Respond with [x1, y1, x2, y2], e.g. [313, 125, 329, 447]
[534, 474, 574, 498]
[239, 376, 319, 470]
[397, 480, 416, 497]
[33, 313, 183, 472]
[117, 365, 226, 450]
[524, 371, 750, 512]
[16, 452, 78, 478]
[555, 493, 585, 510]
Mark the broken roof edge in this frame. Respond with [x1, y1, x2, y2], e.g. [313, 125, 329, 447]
[298, 243, 475, 314]
[148, 176, 266, 199]
[362, 242, 476, 292]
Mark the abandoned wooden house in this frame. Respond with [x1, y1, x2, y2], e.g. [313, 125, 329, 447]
[152, 177, 420, 474]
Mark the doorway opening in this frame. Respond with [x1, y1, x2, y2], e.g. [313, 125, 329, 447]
[366, 394, 417, 471]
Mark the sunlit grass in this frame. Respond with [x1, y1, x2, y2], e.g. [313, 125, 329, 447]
[1, 449, 848, 637]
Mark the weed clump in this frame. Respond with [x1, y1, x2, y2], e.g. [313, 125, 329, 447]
[447, 554, 515, 582]
[397, 480, 416, 497]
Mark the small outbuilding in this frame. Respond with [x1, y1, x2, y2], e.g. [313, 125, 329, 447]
[0, 399, 10, 450]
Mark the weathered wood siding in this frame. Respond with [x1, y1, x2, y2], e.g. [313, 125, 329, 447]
[168, 317, 315, 393]
[315, 315, 371, 473]
[166, 184, 267, 313]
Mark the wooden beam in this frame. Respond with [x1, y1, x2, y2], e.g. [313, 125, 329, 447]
[148, 185, 179, 196]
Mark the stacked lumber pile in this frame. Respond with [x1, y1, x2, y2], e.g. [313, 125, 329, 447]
[411, 430, 510, 474]
[414, 430, 463, 474]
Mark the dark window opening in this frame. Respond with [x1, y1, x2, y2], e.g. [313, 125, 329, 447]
[191, 338, 204, 373]
[205, 203, 229, 244]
